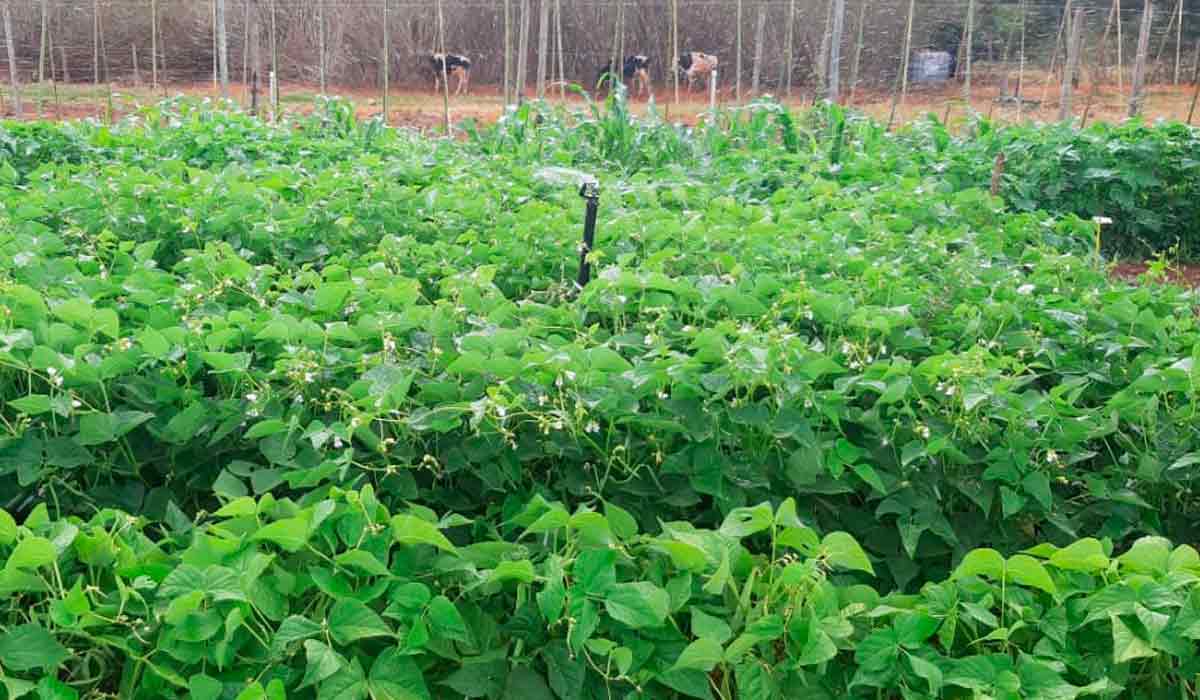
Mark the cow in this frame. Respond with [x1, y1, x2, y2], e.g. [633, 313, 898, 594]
[428, 53, 471, 95]
[676, 51, 718, 93]
[595, 54, 651, 96]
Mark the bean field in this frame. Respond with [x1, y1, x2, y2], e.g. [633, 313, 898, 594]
[1, 96, 1199, 699]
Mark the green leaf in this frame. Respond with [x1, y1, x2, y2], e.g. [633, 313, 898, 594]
[0, 623, 69, 671]
[301, 640, 347, 689]
[1112, 615, 1156, 663]
[895, 613, 940, 647]
[718, 503, 774, 538]
[734, 662, 774, 700]
[6, 536, 57, 570]
[691, 607, 732, 643]
[672, 638, 725, 672]
[604, 582, 670, 629]
[138, 327, 171, 358]
[573, 549, 617, 595]
[822, 531, 874, 574]
[335, 549, 391, 577]
[391, 514, 457, 553]
[0, 509, 16, 546]
[954, 549, 1005, 581]
[544, 641, 585, 700]
[9, 395, 52, 415]
[271, 615, 323, 656]
[603, 501, 638, 540]
[36, 677, 78, 700]
[316, 282, 354, 315]
[1118, 536, 1171, 575]
[796, 629, 838, 666]
[487, 560, 535, 585]
[189, 675, 224, 700]
[77, 411, 154, 445]
[428, 595, 470, 643]
[1006, 555, 1057, 594]
[370, 649, 431, 700]
[245, 419, 290, 440]
[908, 655, 944, 694]
[330, 599, 392, 645]
[501, 666, 555, 700]
[318, 658, 367, 700]
[251, 517, 311, 552]
[1048, 538, 1109, 573]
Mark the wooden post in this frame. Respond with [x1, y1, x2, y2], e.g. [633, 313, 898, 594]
[59, 47, 68, 83]
[608, 0, 620, 89]
[150, 0, 158, 89]
[212, 0, 218, 88]
[93, 0, 100, 87]
[536, 0, 549, 98]
[38, 0, 48, 83]
[1040, 0, 1071, 105]
[671, 0, 678, 104]
[1084, 5, 1116, 126]
[828, 0, 845, 101]
[1059, 8, 1085, 121]
[1017, 0, 1026, 117]
[1153, 0, 1179, 81]
[554, 0, 564, 100]
[784, 0, 796, 97]
[816, 0, 833, 99]
[735, 0, 742, 101]
[381, 0, 388, 123]
[1116, 0, 1124, 91]
[1129, 0, 1152, 118]
[216, 0, 228, 97]
[317, 0, 325, 95]
[709, 68, 718, 114]
[1174, 0, 1183, 84]
[887, 0, 916, 128]
[849, 0, 867, 104]
[269, 0, 278, 118]
[963, 0, 975, 102]
[132, 44, 140, 85]
[503, 0, 511, 105]
[250, 0, 261, 116]
[751, 2, 766, 95]
[617, 0, 625, 79]
[437, 0, 450, 132]
[1188, 44, 1200, 122]
[1, 1, 19, 118]
[241, 0, 250, 103]
[516, 0, 529, 98]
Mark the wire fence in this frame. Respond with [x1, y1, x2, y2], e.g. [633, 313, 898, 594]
[1, 0, 1198, 124]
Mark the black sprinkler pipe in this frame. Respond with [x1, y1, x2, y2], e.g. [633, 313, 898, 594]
[576, 180, 600, 288]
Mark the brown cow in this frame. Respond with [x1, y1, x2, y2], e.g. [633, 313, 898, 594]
[676, 51, 718, 93]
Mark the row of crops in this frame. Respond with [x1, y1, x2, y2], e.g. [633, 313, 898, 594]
[0, 97, 1199, 698]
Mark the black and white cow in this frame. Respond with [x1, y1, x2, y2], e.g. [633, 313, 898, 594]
[676, 51, 718, 93]
[429, 53, 471, 95]
[596, 54, 651, 96]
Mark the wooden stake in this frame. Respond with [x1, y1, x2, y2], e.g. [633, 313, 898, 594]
[270, 0, 278, 117]
[816, 0, 833, 98]
[1116, 0, 1123, 91]
[503, 0, 511, 105]
[516, 0, 529, 98]
[317, 0, 325, 95]
[1129, 0, 1152, 118]
[381, 0, 388, 123]
[887, 0, 915, 128]
[1175, 0, 1183, 84]
[1188, 45, 1200, 122]
[151, 0, 158, 89]
[963, 0, 975, 102]
[1059, 8, 1085, 121]
[751, 2, 766, 95]
[38, 0, 48, 83]
[93, 0, 100, 87]
[1017, 0, 1026, 117]
[554, 0, 564, 100]
[212, 0, 218, 89]
[242, 0, 250, 102]
[249, 0, 260, 115]
[849, 0, 867, 105]
[1153, 0, 1179, 81]
[829, 0, 844, 102]
[217, 0, 229, 97]
[437, 0, 449, 132]
[671, 0, 678, 104]
[609, 0, 620, 89]
[735, 0, 742, 101]
[132, 44, 140, 85]
[784, 0, 797, 97]
[536, 0, 549, 98]
[2, 1, 19, 118]
[1040, 0, 1071, 106]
